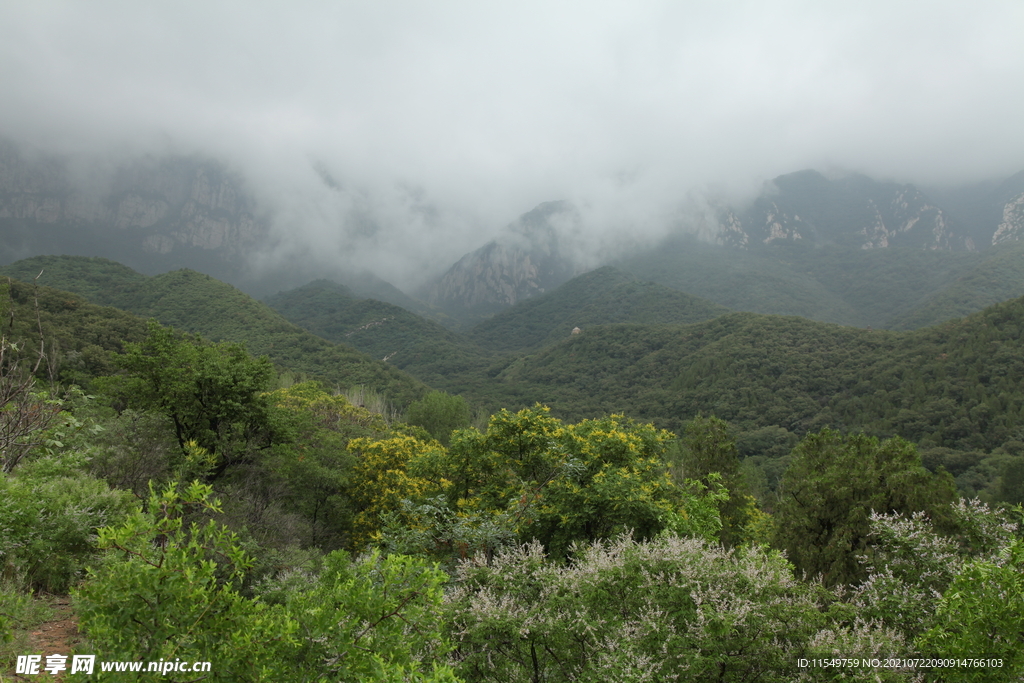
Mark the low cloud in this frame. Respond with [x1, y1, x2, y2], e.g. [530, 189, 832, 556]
[2, 1, 1023, 288]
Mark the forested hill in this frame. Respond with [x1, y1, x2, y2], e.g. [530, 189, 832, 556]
[615, 238, 1024, 329]
[448, 297, 1024, 499]
[263, 279, 493, 390]
[1, 256, 429, 406]
[6, 253, 1024, 502]
[261, 266, 729, 388]
[465, 266, 729, 354]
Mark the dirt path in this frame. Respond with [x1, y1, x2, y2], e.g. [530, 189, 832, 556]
[8, 596, 81, 681]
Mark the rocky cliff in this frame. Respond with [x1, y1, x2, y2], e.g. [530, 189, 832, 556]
[424, 200, 584, 321]
[0, 140, 268, 274]
[713, 170, 974, 251]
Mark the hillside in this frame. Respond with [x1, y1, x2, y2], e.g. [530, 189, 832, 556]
[885, 241, 1024, 329]
[466, 266, 730, 354]
[1, 277, 150, 385]
[1, 256, 429, 406]
[264, 279, 491, 390]
[614, 238, 1021, 329]
[439, 294, 1024, 499]
[615, 237, 866, 324]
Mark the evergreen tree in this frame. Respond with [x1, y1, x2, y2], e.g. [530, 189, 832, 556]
[774, 429, 956, 586]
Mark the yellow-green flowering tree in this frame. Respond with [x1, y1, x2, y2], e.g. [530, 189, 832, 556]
[347, 434, 449, 550]
[383, 406, 723, 563]
[264, 382, 386, 548]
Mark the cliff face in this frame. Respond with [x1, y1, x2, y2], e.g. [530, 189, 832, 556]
[992, 193, 1024, 245]
[0, 140, 268, 271]
[713, 170, 974, 251]
[425, 201, 584, 319]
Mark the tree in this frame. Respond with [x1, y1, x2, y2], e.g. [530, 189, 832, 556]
[283, 550, 459, 682]
[75, 481, 299, 681]
[447, 533, 830, 683]
[264, 382, 386, 549]
[0, 279, 62, 472]
[678, 415, 758, 546]
[110, 321, 277, 481]
[396, 406, 723, 563]
[347, 434, 447, 550]
[406, 390, 472, 446]
[774, 429, 957, 586]
[915, 539, 1024, 681]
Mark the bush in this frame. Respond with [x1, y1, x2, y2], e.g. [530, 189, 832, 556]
[0, 462, 136, 593]
[74, 481, 298, 681]
[447, 533, 830, 683]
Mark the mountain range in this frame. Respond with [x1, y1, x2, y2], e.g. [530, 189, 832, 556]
[4, 252, 1024, 505]
[3, 138, 1023, 330]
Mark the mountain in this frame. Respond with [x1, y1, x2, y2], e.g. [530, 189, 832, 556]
[612, 236, 1024, 329]
[921, 170, 1024, 249]
[713, 170, 973, 250]
[465, 266, 729, 354]
[442, 293, 1024, 467]
[264, 279, 491, 390]
[0, 256, 429, 406]
[422, 201, 585, 325]
[885, 241, 1024, 329]
[0, 140, 268, 281]
[989, 170, 1024, 246]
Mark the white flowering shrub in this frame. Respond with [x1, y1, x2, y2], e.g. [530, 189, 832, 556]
[446, 533, 829, 682]
[849, 499, 1021, 641]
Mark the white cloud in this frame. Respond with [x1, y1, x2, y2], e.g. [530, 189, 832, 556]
[2, 0, 1023, 287]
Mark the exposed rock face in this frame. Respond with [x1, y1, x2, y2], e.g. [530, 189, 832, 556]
[0, 139, 268, 271]
[714, 170, 972, 251]
[992, 192, 1024, 245]
[425, 201, 584, 318]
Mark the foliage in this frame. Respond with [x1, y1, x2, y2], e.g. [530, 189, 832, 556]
[849, 499, 1021, 643]
[446, 533, 830, 683]
[774, 429, 957, 586]
[0, 457, 136, 593]
[915, 539, 1024, 681]
[109, 320, 278, 480]
[3, 259, 430, 407]
[347, 434, 449, 550]
[0, 584, 53, 669]
[74, 481, 299, 681]
[282, 550, 459, 682]
[262, 382, 386, 549]
[87, 408, 176, 498]
[677, 414, 759, 545]
[383, 406, 722, 564]
[407, 390, 472, 445]
[0, 279, 62, 472]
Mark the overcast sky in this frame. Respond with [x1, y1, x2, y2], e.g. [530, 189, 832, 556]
[2, 1, 1023, 286]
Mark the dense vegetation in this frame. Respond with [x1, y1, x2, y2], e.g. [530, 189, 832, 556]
[7, 254, 1024, 507]
[1, 257, 429, 406]
[2, 267, 1024, 681]
[615, 238, 1024, 329]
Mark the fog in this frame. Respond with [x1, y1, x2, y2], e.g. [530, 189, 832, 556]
[2, 1, 1023, 289]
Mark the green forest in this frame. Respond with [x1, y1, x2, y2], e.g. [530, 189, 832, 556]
[2, 255, 1024, 681]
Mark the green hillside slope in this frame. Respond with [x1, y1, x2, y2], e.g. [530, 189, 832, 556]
[449, 297, 1024, 464]
[264, 279, 490, 390]
[2, 256, 428, 406]
[886, 241, 1024, 329]
[466, 266, 730, 354]
[615, 238, 865, 324]
[1, 277, 150, 384]
[615, 238, 995, 329]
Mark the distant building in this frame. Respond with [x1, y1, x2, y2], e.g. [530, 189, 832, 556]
[571, 326, 581, 335]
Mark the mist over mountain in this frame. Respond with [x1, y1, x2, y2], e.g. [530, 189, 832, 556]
[3, 2, 1023, 303]
[2, 134, 1023, 328]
